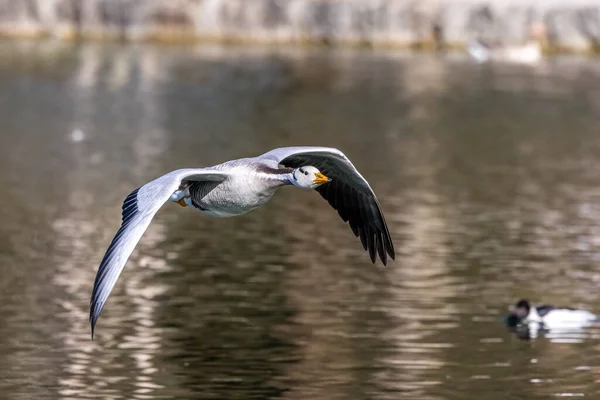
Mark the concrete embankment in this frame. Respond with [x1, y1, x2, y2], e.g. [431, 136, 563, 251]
[0, 0, 599, 53]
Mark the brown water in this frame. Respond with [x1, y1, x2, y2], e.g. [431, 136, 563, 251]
[1, 40, 600, 399]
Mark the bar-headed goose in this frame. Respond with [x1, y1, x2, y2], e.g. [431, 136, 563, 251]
[90, 146, 395, 336]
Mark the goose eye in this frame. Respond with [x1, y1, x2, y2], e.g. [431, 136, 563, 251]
[304, 171, 308, 175]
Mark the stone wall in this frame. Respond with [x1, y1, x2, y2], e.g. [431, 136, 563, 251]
[0, 0, 599, 52]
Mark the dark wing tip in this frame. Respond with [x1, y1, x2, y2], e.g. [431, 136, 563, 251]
[89, 300, 102, 340]
[90, 319, 96, 341]
[381, 221, 395, 265]
[389, 246, 396, 260]
[324, 183, 395, 266]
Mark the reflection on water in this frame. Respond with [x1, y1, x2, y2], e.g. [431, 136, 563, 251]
[1, 41, 600, 399]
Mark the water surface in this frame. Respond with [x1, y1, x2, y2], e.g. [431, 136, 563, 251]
[1, 41, 600, 399]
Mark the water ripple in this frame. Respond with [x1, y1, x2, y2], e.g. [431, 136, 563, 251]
[1, 43, 600, 399]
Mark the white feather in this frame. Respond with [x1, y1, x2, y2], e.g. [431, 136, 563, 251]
[527, 307, 598, 329]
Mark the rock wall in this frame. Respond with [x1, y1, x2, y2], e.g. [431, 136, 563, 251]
[0, 0, 599, 52]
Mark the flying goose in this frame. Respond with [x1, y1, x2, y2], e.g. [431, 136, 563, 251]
[90, 146, 395, 336]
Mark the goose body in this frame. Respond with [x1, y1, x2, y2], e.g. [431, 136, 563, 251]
[173, 159, 289, 217]
[90, 146, 395, 336]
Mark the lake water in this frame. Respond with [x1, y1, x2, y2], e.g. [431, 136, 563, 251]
[1, 40, 600, 399]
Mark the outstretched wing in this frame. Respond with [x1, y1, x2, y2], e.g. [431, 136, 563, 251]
[260, 146, 395, 265]
[90, 168, 228, 338]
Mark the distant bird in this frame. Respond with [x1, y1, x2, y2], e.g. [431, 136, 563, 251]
[467, 39, 542, 65]
[90, 146, 395, 337]
[506, 299, 599, 330]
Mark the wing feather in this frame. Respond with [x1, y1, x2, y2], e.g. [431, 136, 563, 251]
[259, 146, 395, 265]
[89, 168, 228, 338]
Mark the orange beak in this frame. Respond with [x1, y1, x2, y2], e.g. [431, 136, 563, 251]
[177, 198, 187, 207]
[313, 172, 331, 185]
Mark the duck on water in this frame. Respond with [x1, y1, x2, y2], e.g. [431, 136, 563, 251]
[506, 299, 600, 331]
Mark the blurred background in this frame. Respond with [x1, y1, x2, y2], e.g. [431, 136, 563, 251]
[2, 1, 600, 399]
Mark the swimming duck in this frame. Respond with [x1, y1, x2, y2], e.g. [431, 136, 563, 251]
[507, 299, 599, 330]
